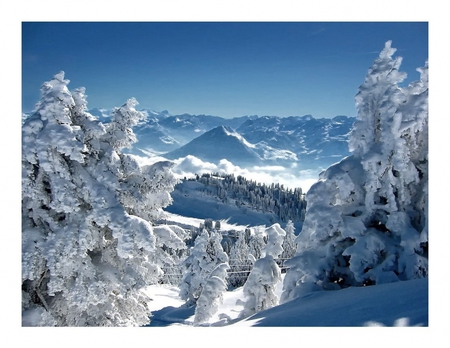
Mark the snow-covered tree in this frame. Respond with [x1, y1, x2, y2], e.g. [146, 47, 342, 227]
[22, 72, 177, 326]
[193, 263, 229, 326]
[281, 42, 428, 304]
[152, 224, 189, 285]
[179, 230, 208, 305]
[102, 96, 145, 150]
[179, 230, 229, 306]
[264, 223, 286, 259]
[248, 226, 266, 260]
[240, 224, 285, 317]
[240, 256, 282, 318]
[228, 231, 252, 288]
[281, 220, 297, 260]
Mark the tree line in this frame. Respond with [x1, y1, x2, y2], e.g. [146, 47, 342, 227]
[182, 172, 307, 222]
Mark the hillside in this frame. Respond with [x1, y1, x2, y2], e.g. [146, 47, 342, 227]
[164, 173, 306, 228]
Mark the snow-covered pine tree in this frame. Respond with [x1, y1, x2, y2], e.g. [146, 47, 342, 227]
[22, 72, 177, 326]
[264, 223, 286, 259]
[193, 263, 229, 326]
[152, 224, 189, 285]
[281, 220, 297, 261]
[179, 229, 229, 306]
[281, 41, 428, 304]
[184, 173, 307, 223]
[248, 226, 266, 260]
[179, 230, 209, 305]
[228, 231, 252, 288]
[240, 224, 285, 317]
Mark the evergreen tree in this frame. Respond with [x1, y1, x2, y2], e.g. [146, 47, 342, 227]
[248, 227, 266, 260]
[240, 224, 285, 317]
[264, 223, 286, 259]
[228, 231, 252, 288]
[22, 72, 176, 326]
[281, 42, 428, 304]
[179, 230, 229, 306]
[152, 224, 189, 285]
[281, 220, 297, 261]
[193, 263, 229, 326]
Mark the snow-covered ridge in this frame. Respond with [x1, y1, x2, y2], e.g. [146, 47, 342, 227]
[221, 125, 256, 149]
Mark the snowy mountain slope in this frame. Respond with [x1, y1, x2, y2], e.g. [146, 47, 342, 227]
[161, 211, 252, 233]
[111, 110, 255, 153]
[143, 276, 428, 327]
[237, 277, 428, 326]
[164, 126, 263, 166]
[86, 107, 113, 123]
[156, 113, 354, 169]
[163, 174, 305, 228]
[165, 188, 277, 226]
[134, 121, 182, 152]
[237, 114, 354, 168]
[165, 180, 281, 226]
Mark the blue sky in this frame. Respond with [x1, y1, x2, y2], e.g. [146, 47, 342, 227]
[22, 22, 428, 118]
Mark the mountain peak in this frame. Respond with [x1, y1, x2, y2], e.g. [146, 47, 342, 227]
[212, 125, 233, 133]
[164, 125, 261, 166]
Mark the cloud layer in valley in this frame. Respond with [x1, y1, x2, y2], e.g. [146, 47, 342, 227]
[130, 154, 322, 192]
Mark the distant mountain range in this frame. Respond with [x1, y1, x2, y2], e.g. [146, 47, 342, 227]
[126, 109, 354, 169]
[88, 108, 259, 153]
[24, 107, 355, 170]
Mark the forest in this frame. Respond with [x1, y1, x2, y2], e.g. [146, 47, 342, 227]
[179, 172, 306, 222]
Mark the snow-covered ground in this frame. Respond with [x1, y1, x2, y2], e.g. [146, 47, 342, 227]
[13, 276, 434, 348]
[132, 276, 432, 348]
[143, 276, 428, 327]
[161, 211, 256, 232]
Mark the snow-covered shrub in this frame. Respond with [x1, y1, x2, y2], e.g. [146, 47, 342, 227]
[22, 72, 177, 326]
[282, 41, 428, 303]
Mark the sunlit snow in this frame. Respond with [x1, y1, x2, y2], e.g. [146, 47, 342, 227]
[142, 275, 427, 327]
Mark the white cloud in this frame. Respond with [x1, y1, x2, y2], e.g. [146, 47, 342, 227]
[129, 154, 321, 192]
[252, 165, 286, 172]
[128, 153, 168, 166]
[182, 156, 319, 191]
[173, 155, 217, 176]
